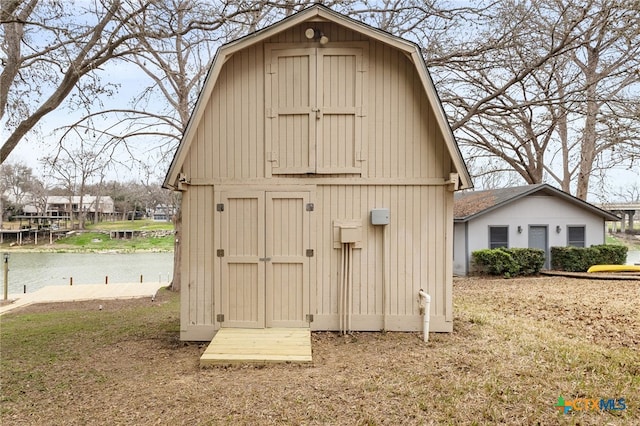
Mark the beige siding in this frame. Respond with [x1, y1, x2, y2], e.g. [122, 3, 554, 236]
[313, 184, 452, 332]
[368, 40, 450, 179]
[179, 186, 216, 340]
[181, 27, 450, 182]
[180, 182, 454, 338]
[178, 21, 457, 339]
[183, 45, 265, 180]
[269, 22, 368, 44]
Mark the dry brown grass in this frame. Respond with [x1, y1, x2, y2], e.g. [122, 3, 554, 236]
[1, 276, 638, 425]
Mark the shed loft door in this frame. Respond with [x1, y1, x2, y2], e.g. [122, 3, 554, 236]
[266, 45, 365, 175]
[220, 191, 311, 328]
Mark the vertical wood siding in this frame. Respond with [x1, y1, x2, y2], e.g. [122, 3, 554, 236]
[313, 184, 452, 331]
[223, 195, 262, 326]
[179, 22, 456, 338]
[266, 192, 310, 327]
[184, 45, 265, 180]
[182, 28, 451, 181]
[180, 186, 215, 335]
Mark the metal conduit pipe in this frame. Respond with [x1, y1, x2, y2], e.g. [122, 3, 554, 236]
[339, 243, 346, 334]
[339, 242, 355, 334]
[347, 243, 353, 333]
[418, 289, 431, 342]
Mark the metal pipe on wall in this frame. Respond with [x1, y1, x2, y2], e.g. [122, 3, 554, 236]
[339, 242, 355, 334]
[347, 243, 353, 333]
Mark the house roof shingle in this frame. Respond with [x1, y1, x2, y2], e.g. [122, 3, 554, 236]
[454, 184, 620, 222]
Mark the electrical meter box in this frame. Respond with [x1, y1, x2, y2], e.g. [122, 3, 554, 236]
[340, 225, 361, 243]
[370, 208, 390, 225]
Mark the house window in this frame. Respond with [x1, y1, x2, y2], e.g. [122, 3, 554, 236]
[567, 226, 586, 247]
[489, 226, 509, 249]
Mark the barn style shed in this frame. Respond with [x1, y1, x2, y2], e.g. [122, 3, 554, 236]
[164, 5, 472, 341]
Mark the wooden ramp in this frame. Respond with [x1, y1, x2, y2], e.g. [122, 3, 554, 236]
[200, 328, 312, 366]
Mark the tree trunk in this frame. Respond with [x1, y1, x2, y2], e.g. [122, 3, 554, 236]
[576, 59, 600, 201]
[170, 206, 181, 292]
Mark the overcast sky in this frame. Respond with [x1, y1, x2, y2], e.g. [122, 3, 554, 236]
[3, 46, 639, 202]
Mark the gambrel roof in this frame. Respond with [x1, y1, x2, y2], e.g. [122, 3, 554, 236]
[164, 4, 472, 190]
[454, 184, 620, 222]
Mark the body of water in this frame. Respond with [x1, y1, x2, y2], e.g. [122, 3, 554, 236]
[3, 249, 637, 296]
[4, 252, 174, 295]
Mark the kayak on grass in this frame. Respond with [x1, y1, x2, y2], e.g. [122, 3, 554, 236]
[587, 264, 640, 273]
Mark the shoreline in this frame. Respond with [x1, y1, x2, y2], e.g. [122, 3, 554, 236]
[1, 246, 174, 254]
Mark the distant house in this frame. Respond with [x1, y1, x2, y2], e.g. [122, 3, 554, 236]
[152, 204, 176, 222]
[453, 184, 620, 275]
[46, 195, 115, 221]
[163, 5, 472, 341]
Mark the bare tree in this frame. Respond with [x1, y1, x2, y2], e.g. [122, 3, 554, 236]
[0, 161, 41, 223]
[435, 0, 640, 199]
[29, 177, 47, 215]
[612, 182, 640, 203]
[42, 140, 115, 229]
[0, 0, 180, 163]
[0, 161, 34, 205]
[73, 0, 463, 291]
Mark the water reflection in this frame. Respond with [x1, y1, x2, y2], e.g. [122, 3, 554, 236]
[5, 252, 174, 294]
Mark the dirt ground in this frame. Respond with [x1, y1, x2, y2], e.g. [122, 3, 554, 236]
[1, 276, 639, 425]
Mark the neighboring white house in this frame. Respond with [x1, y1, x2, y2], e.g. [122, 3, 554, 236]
[453, 184, 620, 276]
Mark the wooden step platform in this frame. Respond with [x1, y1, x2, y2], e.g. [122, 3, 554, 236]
[200, 328, 312, 366]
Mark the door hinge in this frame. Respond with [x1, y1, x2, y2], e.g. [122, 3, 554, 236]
[217, 314, 224, 323]
[216, 203, 224, 212]
[306, 249, 314, 257]
[306, 314, 314, 323]
[266, 62, 276, 75]
[306, 203, 314, 212]
[217, 249, 224, 257]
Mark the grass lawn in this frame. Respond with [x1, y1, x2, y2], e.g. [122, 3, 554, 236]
[53, 231, 174, 252]
[1, 220, 174, 252]
[607, 232, 640, 251]
[1, 276, 638, 425]
[84, 219, 173, 232]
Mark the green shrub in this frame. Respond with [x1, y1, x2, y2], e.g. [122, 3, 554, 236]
[472, 248, 546, 277]
[509, 248, 545, 275]
[550, 245, 628, 272]
[591, 244, 627, 264]
[472, 248, 519, 277]
[551, 246, 590, 271]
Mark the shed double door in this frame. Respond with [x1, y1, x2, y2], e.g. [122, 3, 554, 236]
[219, 191, 311, 328]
